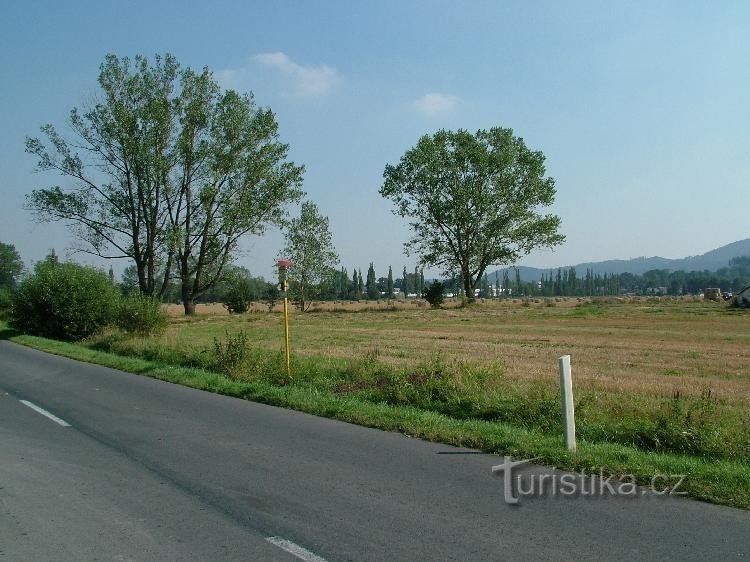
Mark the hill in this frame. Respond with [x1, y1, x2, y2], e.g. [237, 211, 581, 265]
[490, 238, 750, 282]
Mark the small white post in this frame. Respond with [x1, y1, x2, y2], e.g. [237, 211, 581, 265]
[559, 355, 576, 453]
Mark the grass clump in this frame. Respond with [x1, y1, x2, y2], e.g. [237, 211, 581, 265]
[212, 330, 251, 376]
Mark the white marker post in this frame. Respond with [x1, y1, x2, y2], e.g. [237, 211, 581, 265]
[558, 355, 576, 453]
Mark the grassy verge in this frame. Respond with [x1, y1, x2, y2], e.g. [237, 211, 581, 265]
[2, 323, 748, 510]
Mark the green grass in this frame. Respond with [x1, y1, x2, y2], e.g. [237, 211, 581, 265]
[81, 326, 750, 465]
[2, 320, 749, 510]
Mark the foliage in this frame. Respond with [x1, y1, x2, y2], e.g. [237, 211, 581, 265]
[26, 55, 178, 298]
[220, 269, 256, 313]
[10, 260, 121, 340]
[532, 258, 750, 298]
[25, 53, 303, 311]
[117, 295, 167, 336]
[262, 283, 281, 311]
[381, 127, 564, 299]
[0, 242, 24, 289]
[280, 201, 339, 312]
[212, 330, 250, 376]
[365, 262, 378, 299]
[169, 71, 304, 315]
[0, 287, 12, 317]
[424, 282, 445, 308]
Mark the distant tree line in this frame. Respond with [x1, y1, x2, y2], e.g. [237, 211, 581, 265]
[457, 256, 750, 298]
[119, 261, 427, 308]
[97, 254, 750, 305]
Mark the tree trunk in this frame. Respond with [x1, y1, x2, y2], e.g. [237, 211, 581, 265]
[183, 299, 196, 315]
[181, 271, 196, 315]
[462, 268, 474, 301]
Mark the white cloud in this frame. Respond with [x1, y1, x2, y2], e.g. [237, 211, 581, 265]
[215, 68, 240, 89]
[414, 93, 459, 116]
[253, 52, 342, 96]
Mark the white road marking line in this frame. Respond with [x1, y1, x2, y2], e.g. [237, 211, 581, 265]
[266, 536, 328, 562]
[19, 400, 71, 427]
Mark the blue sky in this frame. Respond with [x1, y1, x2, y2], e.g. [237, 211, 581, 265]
[1, 1, 748, 280]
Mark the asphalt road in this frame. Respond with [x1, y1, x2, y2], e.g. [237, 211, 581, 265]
[0, 340, 748, 561]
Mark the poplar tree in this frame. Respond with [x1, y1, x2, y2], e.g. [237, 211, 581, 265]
[366, 262, 378, 299]
[502, 269, 511, 298]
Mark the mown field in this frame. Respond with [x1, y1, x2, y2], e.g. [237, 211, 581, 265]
[7, 296, 749, 508]
[94, 296, 750, 462]
[165, 297, 750, 411]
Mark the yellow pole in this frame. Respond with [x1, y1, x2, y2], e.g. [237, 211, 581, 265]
[283, 286, 291, 379]
[277, 260, 293, 381]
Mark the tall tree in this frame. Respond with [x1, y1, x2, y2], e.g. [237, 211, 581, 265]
[25, 53, 303, 312]
[380, 127, 564, 300]
[0, 242, 24, 289]
[26, 54, 179, 297]
[338, 266, 348, 299]
[280, 201, 339, 312]
[502, 269, 511, 298]
[402, 265, 409, 296]
[352, 268, 359, 299]
[366, 262, 378, 299]
[168, 68, 303, 314]
[480, 273, 490, 298]
[387, 265, 394, 298]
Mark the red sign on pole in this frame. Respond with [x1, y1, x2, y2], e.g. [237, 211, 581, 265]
[277, 259, 294, 269]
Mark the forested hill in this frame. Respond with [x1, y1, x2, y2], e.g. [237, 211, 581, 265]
[498, 238, 750, 282]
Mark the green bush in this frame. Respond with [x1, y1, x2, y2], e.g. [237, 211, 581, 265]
[0, 286, 12, 316]
[222, 276, 253, 314]
[424, 282, 445, 308]
[117, 295, 167, 336]
[10, 261, 121, 340]
[212, 330, 250, 376]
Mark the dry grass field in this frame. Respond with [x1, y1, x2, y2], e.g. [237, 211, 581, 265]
[163, 297, 750, 409]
